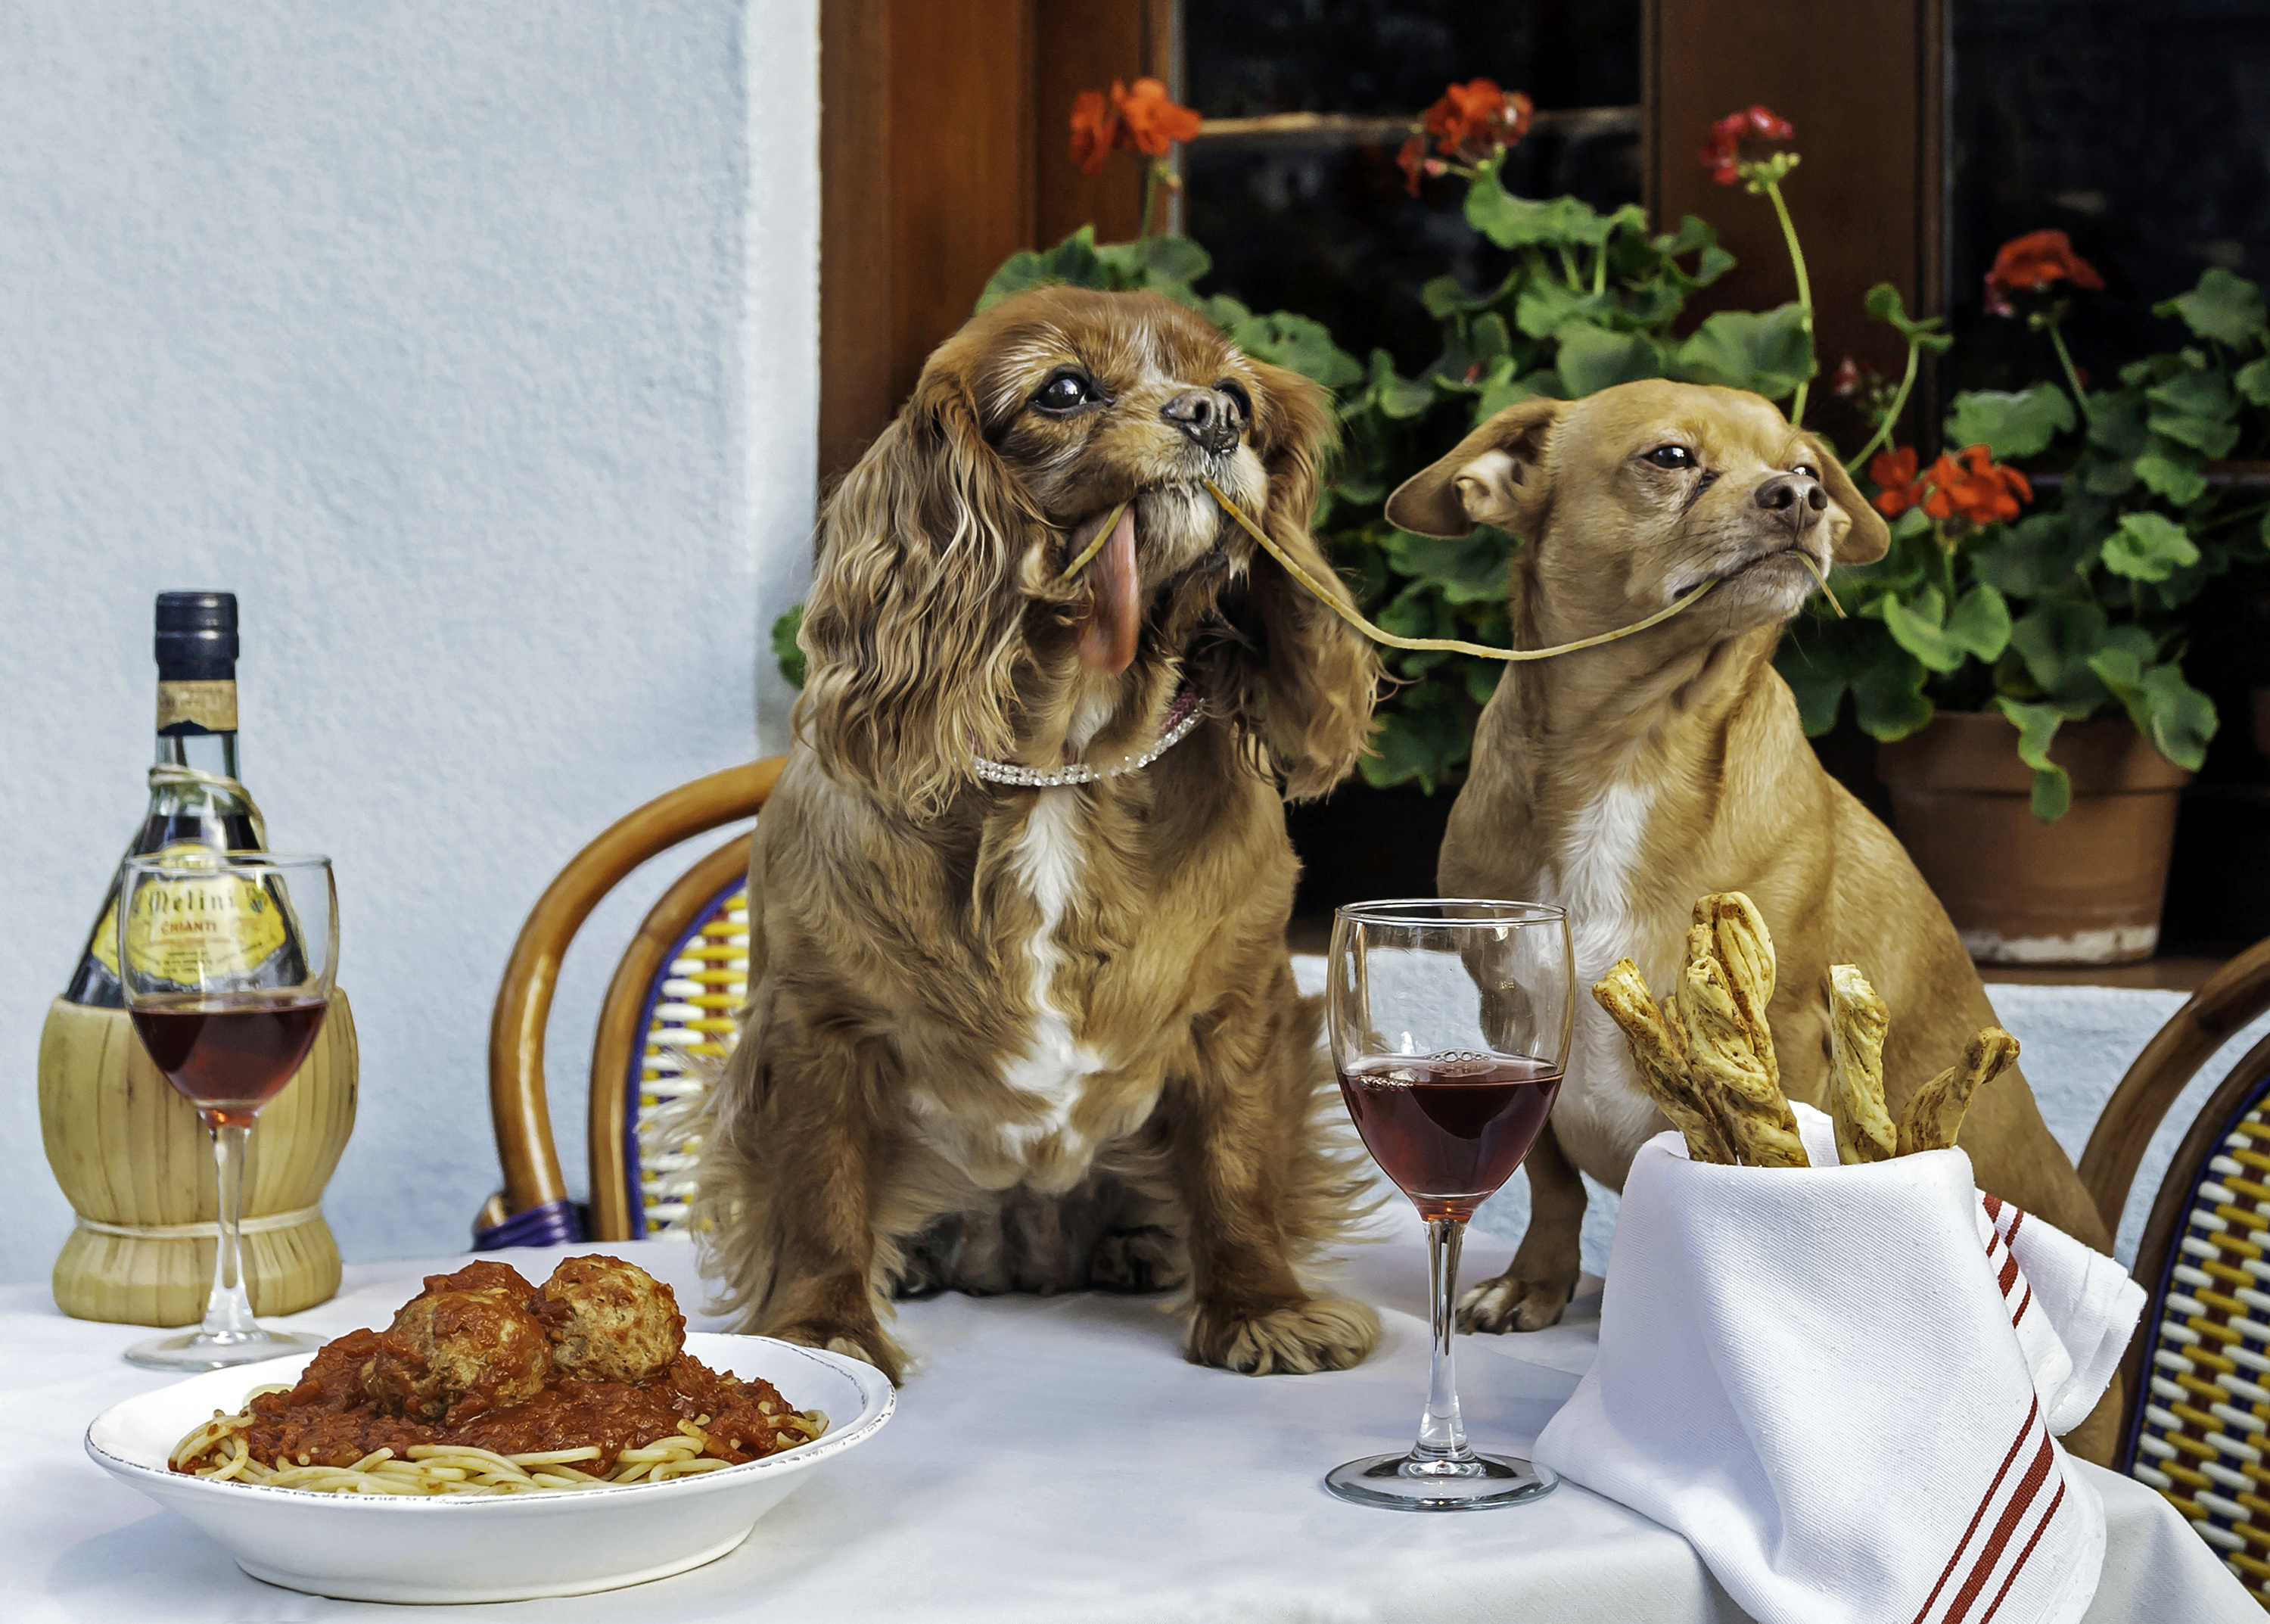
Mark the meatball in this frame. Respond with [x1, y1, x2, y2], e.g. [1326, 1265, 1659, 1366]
[360, 1260, 552, 1422]
[537, 1255, 685, 1383]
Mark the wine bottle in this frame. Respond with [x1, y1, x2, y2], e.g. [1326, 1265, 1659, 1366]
[64, 593, 300, 1006]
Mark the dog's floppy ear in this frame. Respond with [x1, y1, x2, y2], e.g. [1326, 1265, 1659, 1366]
[794, 369, 1043, 818]
[1202, 358, 1377, 800]
[1803, 431, 1891, 565]
[1386, 395, 1564, 539]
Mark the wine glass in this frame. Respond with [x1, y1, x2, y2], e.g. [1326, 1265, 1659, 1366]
[117, 851, 337, 1371]
[1325, 898, 1574, 1511]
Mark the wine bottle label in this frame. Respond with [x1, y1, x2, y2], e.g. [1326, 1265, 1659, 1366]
[87, 895, 122, 978]
[119, 849, 289, 986]
[156, 680, 238, 733]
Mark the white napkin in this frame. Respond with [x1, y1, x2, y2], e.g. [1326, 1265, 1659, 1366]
[1533, 1103, 2145, 1624]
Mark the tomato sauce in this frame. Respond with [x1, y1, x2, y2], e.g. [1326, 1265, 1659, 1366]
[185, 1277, 814, 1476]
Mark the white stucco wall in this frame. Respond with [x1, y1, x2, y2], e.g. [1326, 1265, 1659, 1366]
[0, 2, 819, 1282]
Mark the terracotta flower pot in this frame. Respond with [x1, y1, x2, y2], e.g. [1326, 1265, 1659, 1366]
[1877, 712, 2190, 966]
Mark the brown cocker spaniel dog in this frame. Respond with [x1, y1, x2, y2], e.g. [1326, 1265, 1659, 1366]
[695, 286, 1382, 1383]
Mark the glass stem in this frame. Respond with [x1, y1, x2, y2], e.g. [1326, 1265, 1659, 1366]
[1412, 1216, 1474, 1464]
[200, 1117, 259, 1339]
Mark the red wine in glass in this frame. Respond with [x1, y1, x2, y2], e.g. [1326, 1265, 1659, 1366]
[1337, 1053, 1563, 1222]
[129, 995, 328, 1128]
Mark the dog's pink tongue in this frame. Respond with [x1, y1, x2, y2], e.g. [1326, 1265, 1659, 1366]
[1075, 506, 1140, 674]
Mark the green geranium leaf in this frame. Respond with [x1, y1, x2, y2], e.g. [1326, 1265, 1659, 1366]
[1942, 384, 2077, 459]
[1360, 681, 1471, 792]
[1556, 325, 1669, 397]
[1853, 649, 1933, 740]
[1465, 660, 1504, 708]
[978, 227, 1109, 310]
[1994, 698, 2073, 822]
[2087, 651, 2217, 772]
[1227, 310, 1364, 390]
[2237, 356, 2270, 407]
[1775, 645, 1849, 736]
[1514, 281, 1619, 341]
[1367, 350, 1435, 420]
[1379, 528, 1513, 605]
[1476, 366, 1561, 418]
[2007, 600, 2112, 710]
[1465, 165, 1608, 249]
[1673, 304, 1813, 398]
[1880, 583, 2010, 672]
[2101, 511, 2200, 582]
[770, 605, 807, 690]
[2156, 267, 2267, 348]
[2132, 440, 2209, 506]
[1861, 282, 1955, 353]
[1971, 514, 2082, 598]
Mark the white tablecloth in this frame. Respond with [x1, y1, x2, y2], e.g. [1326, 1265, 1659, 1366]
[3, 1234, 2253, 1622]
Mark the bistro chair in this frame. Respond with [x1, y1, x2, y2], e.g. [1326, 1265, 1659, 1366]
[2080, 935, 2270, 1601]
[474, 757, 782, 1249]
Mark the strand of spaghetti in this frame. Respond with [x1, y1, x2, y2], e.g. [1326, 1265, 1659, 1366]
[1793, 548, 1847, 617]
[1059, 499, 1133, 580]
[1197, 478, 1720, 661]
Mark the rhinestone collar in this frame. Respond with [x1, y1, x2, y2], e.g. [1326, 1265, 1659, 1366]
[972, 685, 1203, 789]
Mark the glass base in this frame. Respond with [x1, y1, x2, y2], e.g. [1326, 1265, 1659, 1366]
[123, 1326, 322, 1373]
[1325, 1450, 1559, 1512]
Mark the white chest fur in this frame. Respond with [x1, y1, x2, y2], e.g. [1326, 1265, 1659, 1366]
[995, 792, 1109, 1156]
[1532, 776, 1667, 1188]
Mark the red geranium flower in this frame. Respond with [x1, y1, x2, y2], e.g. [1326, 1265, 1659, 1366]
[1983, 229, 2104, 317]
[1923, 444, 2033, 525]
[1830, 356, 1864, 399]
[1396, 133, 1429, 196]
[1420, 79, 1534, 166]
[1114, 77, 1201, 157]
[1068, 79, 1199, 176]
[1869, 447, 1930, 517]
[1069, 89, 1118, 177]
[1699, 104, 1794, 185]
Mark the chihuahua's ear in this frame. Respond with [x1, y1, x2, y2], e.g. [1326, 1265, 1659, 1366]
[1385, 395, 1564, 539]
[1803, 432, 1891, 565]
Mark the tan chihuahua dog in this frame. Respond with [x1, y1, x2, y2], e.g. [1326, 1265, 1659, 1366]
[1386, 379, 2119, 1461]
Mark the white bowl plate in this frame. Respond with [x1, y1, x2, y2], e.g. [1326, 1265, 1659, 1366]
[86, 1331, 894, 1604]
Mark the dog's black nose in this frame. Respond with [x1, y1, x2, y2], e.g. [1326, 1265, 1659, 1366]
[1754, 473, 1828, 520]
[1161, 389, 1241, 456]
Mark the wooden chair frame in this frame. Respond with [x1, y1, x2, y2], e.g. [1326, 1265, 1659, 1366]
[487, 758, 782, 1242]
[2076, 936, 2270, 1461]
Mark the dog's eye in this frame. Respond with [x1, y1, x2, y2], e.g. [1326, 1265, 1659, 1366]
[1792, 461, 1821, 481]
[1034, 372, 1093, 414]
[1217, 380, 1252, 422]
[1645, 444, 1696, 470]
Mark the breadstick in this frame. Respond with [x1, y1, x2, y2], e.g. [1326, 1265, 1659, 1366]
[1825, 965, 1895, 1165]
[1695, 893, 1779, 1091]
[1897, 1028, 2021, 1155]
[1678, 932, 1808, 1168]
[1591, 960, 1735, 1165]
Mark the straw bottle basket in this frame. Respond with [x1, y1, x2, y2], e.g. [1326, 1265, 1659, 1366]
[37, 988, 358, 1325]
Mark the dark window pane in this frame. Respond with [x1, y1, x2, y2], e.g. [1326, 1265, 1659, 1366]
[1180, 0, 1642, 370]
[1948, 0, 2270, 394]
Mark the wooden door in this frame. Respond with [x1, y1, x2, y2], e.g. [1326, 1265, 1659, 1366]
[817, 0, 1169, 484]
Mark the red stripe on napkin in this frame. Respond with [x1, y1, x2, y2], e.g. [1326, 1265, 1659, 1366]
[1912, 1397, 2040, 1624]
[1945, 1431, 2057, 1624]
[1977, 1479, 2066, 1624]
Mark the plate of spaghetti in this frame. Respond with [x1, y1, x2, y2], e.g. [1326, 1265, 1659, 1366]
[84, 1255, 894, 1603]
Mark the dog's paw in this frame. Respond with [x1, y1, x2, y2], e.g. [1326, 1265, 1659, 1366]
[1189, 1296, 1381, 1375]
[1087, 1225, 1186, 1294]
[770, 1321, 906, 1385]
[1457, 1270, 1570, 1334]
